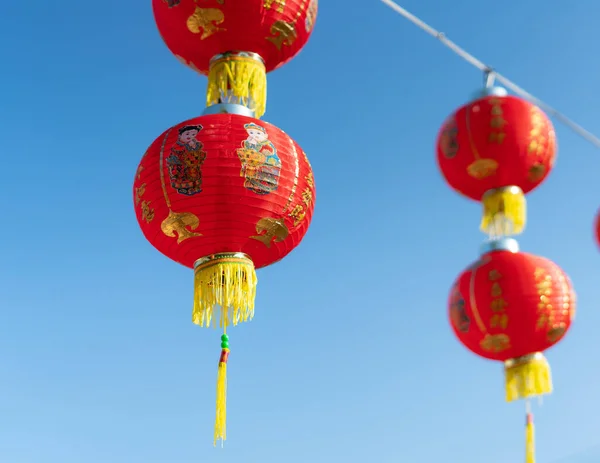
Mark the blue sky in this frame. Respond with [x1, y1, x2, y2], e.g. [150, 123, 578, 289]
[1, 0, 600, 462]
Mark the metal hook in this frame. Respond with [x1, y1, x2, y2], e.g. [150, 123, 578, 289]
[484, 68, 496, 88]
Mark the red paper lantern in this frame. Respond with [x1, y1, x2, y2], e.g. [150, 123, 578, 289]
[153, 0, 318, 118]
[595, 208, 600, 248]
[448, 239, 575, 401]
[448, 238, 575, 462]
[133, 112, 315, 443]
[436, 89, 557, 236]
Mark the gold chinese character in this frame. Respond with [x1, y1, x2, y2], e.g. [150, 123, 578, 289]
[490, 105, 503, 116]
[488, 132, 506, 144]
[141, 201, 155, 223]
[289, 204, 305, 226]
[490, 298, 508, 312]
[135, 183, 147, 206]
[305, 172, 314, 188]
[490, 116, 507, 128]
[534, 267, 546, 279]
[490, 313, 509, 330]
[266, 20, 297, 50]
[491, 282, 503, 298]
[301, 188, 312, 207]
[488, 269, 502, 281]
[264, 0, 285, 12]
[136, 165, 144, 180]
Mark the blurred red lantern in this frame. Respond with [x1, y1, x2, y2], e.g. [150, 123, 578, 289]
[595, 208, 600, 248]
[153, 0, 318, 118]
[436, 88, 557, 237]
[448, 238, 575, 462]
[133, 112, 315, 443]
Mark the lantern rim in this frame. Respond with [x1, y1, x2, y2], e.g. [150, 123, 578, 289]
[194, 253, 252, 269]
[504, 352, 545, 369]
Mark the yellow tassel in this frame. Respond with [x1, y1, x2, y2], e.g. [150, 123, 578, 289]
[207, 52, 267, 118]
[480, 185, 526, 236]
[214, 345, 229, 446]
[525, 412, 535, 463]
[193, 253, 257, 329]
[505, 353, 553, 402]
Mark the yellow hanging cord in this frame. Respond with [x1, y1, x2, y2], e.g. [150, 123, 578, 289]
[214, 326, 229, 447]
[525, 401, 535, 463]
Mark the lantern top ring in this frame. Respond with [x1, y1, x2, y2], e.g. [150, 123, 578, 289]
[479, 237, 520, 255]
[504, 352, 545, 369]
[210, 51, 265, 65]
[194, 253, 252, 269]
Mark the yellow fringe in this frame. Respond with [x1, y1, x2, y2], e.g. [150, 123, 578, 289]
[214, 354, 228, 446]
[480, 186, 526, 236]
[207, 55, 267, 118]
[525, 414, 535, 463]
[193, 254, 257, 328]
[505, 353, 553, 402]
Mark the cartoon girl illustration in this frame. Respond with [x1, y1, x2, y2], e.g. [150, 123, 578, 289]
[166, 124, 207, 196]
[236, 123, 281, 195]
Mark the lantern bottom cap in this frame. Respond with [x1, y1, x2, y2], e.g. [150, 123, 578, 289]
[193, 253, 257, 329]
[504, 352, 553, 402]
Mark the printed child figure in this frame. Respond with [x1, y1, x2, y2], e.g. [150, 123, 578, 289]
[166, 125, 207, 196]
[236, 122, 281, 195]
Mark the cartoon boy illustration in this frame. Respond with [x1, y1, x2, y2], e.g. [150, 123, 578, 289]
[166, 124, 207, 196]
[236, 123, 281, 195]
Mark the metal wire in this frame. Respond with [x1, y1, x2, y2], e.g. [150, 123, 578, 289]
[380, 0, 600, 148]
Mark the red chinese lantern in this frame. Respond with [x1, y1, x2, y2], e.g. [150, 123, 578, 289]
[436, 87, 557, 237]
[595, 208, 600, 249]
[133, 112, 315, 444]
[153, 0, 318, 118]
[448, 238, 575, 462]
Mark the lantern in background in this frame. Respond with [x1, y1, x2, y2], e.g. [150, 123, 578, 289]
[436, 87, 557, 237]
[133, 113, 315, 444]
[448, 238, 575, 463]
[153, 0, 318, 118]
[595, 208, 600, 249]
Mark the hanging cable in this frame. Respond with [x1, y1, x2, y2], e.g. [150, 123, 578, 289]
[380, 0, 600, 148]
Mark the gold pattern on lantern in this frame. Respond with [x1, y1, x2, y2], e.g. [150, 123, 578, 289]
[301, 187, 312, 207]
[534, 267, 555, 330]
[490, 313, 509, 329]
[466, 102, 499, 179]
[136, 165, 144, 180]
[305, 172, 314, 188]
[282, 141, 300, 214]
[266, 21, 297, 50]
[250, 217, 289, 248]
[488, 268, 509, 329]
[289, 204, 306, 226]
[135, 182, 156, 224]
[487, 98, 507, 145]
[186, 7, 226, 40]
[480, 333, 511, 352]
[264, 0, 286, 13]
[157, 128, 203, 244]
[161, 210, 202, 244]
